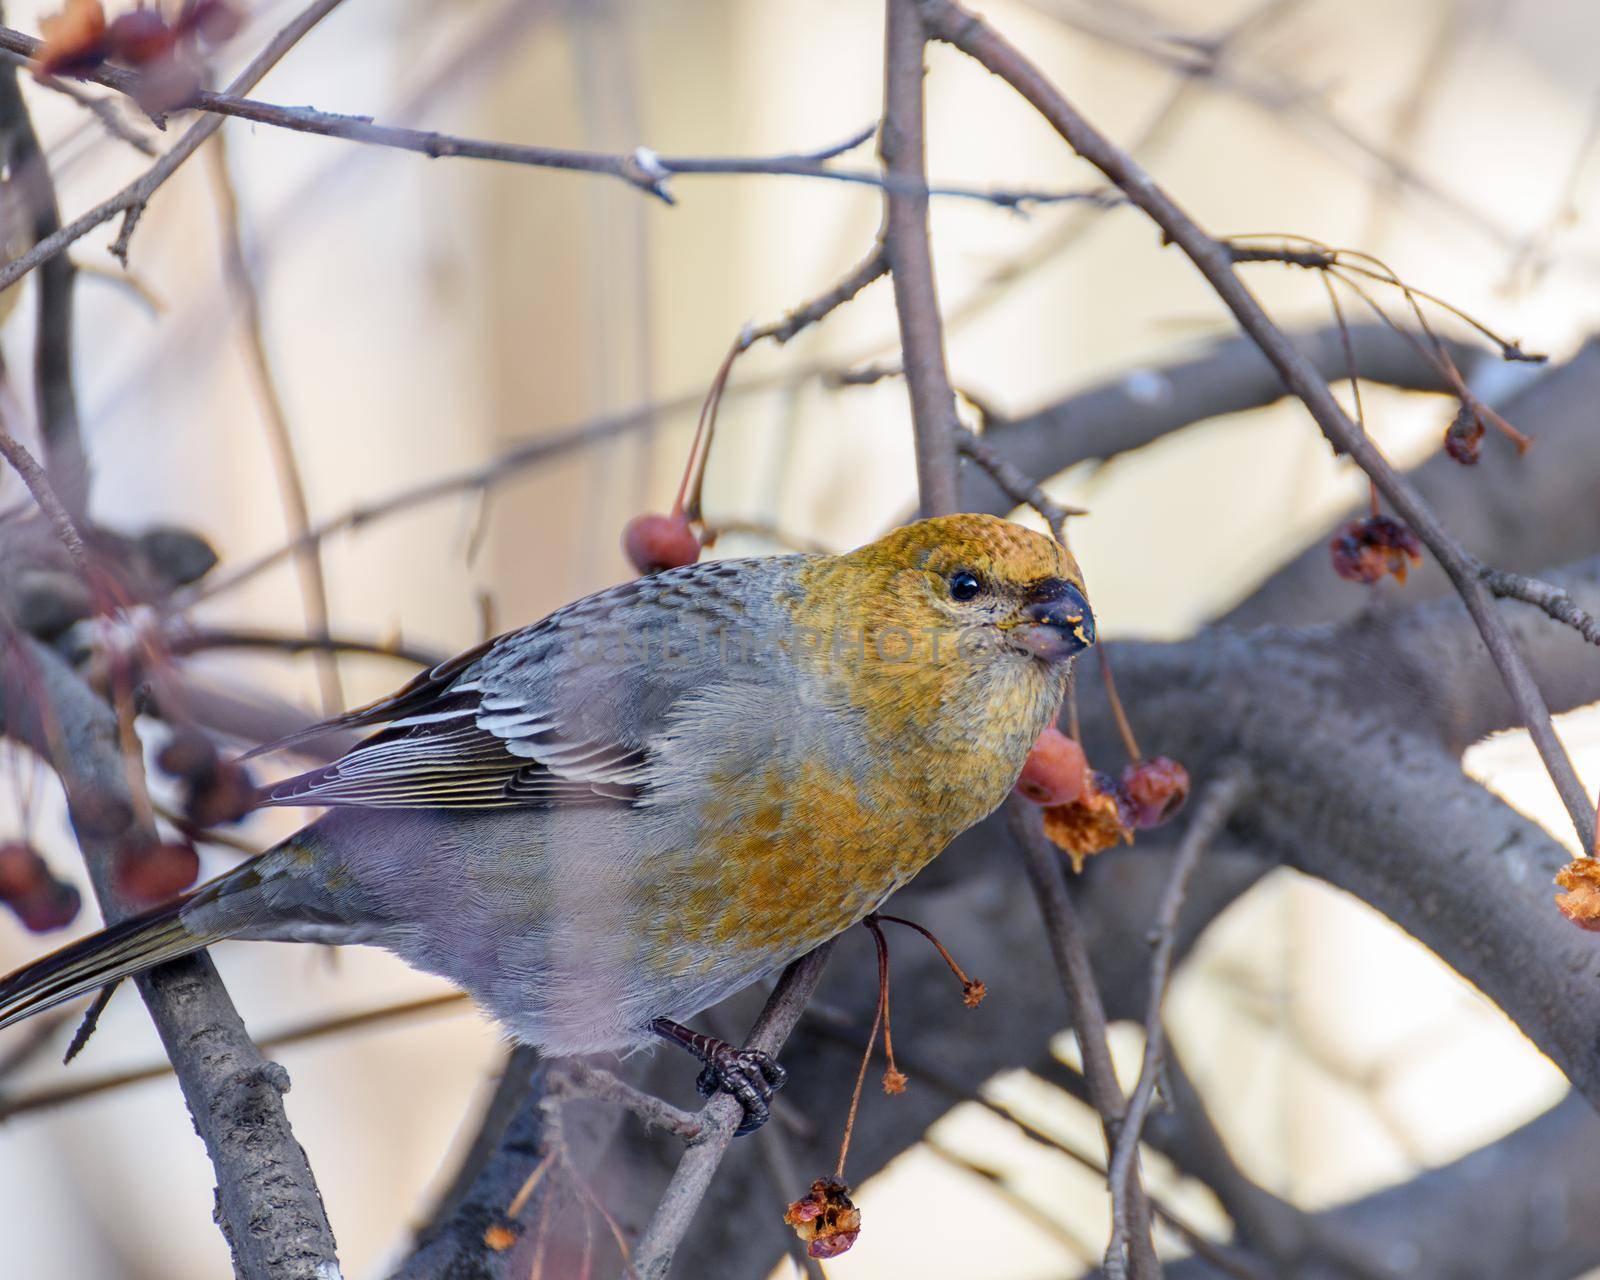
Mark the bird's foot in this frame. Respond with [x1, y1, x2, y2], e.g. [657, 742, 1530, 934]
[649, 1017, 787, 1135]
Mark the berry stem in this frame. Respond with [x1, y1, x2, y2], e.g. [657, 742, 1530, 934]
[1097, 644, 1142, 762]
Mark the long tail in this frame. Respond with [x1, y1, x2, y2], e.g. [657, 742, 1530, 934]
[0, 853, 271, 1033]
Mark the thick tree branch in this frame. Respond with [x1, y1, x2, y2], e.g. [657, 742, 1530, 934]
[0, 636, 337, 1277]
[962, 324, 1485, 516]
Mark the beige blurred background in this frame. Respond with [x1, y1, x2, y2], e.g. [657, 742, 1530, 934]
[1, 0, 1599, 1274]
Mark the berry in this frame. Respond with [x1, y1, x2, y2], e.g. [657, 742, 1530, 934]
[115, 841, 200, 905]
[157, 726, 218, 783]
[0, 842, 50, 900]
[1015, 728, 1087, 806]
[104, 9, 174, 65]
[1121, 756, 1190, 829]
[10, 879, 81, 933]
[1329, 515, 1423, 585]
[185, 758, 257, 827]
[623, 512, 701, 575]
[182, 0, 241, 44]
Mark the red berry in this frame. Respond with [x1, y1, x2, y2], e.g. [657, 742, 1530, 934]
[104, 9, 174, 65]
[622, 512, 701, 575]
[0, 842, 50, 901]
[10, 879, 81, 933]
[1121, 756, 1190, 829]
[157, 726, 218, 783]
[115, 841, 200, 905]
[1015, 728, 1088, 806]
[185, 758, 257, 827]
[182, 0, 241, 44]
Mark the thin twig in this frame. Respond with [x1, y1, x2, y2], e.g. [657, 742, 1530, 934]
[545, 1060, 703, 1143]
[0, 0, 350, 293]
[0, 45, 87, 513]
[955, 425, 1084, 540]
[632, 943, 834, 1279]
[206, 133, 344, 715]
[919, 0, 1596, 850]
[743, 233, 890, 347]
[1006, 798, 1161, 1278]
[881, 0, 963, 519]
[29, 70, 157, 155]
[1105, 762, 1251, 1276]
[0, 404, 89, 571]
[165, 625, 445, 668]
[0, 990, 470, 1121]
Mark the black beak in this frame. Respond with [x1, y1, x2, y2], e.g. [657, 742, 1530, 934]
[1015, 578, 1095, 661]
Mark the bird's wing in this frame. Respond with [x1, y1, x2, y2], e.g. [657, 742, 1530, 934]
[256, 559, 781, 810]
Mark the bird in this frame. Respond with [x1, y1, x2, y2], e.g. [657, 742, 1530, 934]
[0, 513, 1094, 1132]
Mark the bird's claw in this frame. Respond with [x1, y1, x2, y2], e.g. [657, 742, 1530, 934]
[693, 1046, 787, 1135]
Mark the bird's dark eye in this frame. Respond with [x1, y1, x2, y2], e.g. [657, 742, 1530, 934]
[948, 569, 982, 602]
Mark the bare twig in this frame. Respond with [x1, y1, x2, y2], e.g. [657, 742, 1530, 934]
[0, 404, 88, 571]
[1006, 797, 1161, 1278]
[743, 232, 890, 348]
[919, 0, 1596, 850]
[545, 1060, 703, 1143]
[1481, 568, 1600, 648]
[881, 0, 962, 518]
[165, 624, 445, 668]
[955, 426, 1084, 540]
[1105, 763, 1251, 1277]
[0, 990, 471, 1121]
[28, 71, 158, 155]
[0, 44, 87, 513]
[206, 134, 344, 715]
[0, 0, 349, 293]
[632, 943, 835, 1279]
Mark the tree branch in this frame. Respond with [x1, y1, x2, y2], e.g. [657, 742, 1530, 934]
[918, 0, 1594, 850]
[881, 0, 962, 518]
[0, 636, 337, 1277]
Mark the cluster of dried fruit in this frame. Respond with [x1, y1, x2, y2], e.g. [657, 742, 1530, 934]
[1328, 514, 1423, 585]
[1016, 727, 1190, 871]
[1555, 859, 1600, 932]
[783, 1178, 861, 1260]
[0, 842, 80, 932]
[37, 0, 240, 113]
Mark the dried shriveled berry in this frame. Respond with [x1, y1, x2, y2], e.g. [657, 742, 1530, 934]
[1555, 859, 1600, 932]
[1444, 403, 1484, 465]
[1121, 756, 1190, 829]
[784, 1178, 862, 1260]
[115, 840, 200, 905]
[1329, 515, 1422, 585]
[1041, 770, 1133, 873]
[37, 0, 107, 77]
[623, 512, 701, 575]
[104, 9, 174, 64]
[1016, 727, 1088, 807]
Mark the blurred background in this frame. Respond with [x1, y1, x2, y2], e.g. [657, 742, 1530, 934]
[1, 0, 1599, 1274]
